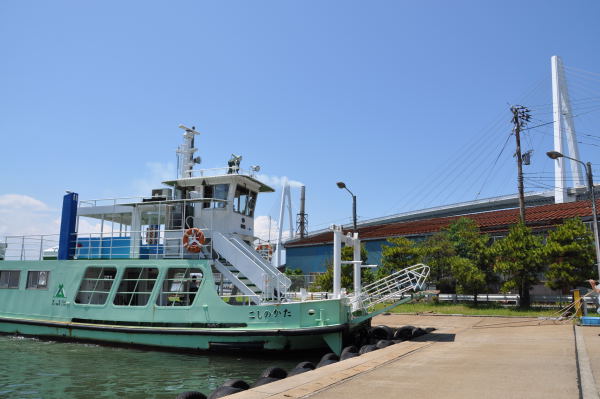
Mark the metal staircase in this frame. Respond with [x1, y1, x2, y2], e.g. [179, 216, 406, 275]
[212, 232, 291, 303]
[213, 258, 262, 304]
[350, 263, 430, 314]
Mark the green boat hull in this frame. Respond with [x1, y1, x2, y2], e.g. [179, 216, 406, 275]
[0, 259, 351, 353]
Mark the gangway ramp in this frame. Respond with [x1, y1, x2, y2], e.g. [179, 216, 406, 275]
[350, 263, 430, 322]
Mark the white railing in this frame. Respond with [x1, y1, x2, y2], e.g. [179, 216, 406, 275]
[72, 229, 210, 260]
[351, 264, 430, 313]
[188, 167, 258, 178]
[213, 259, 262, 304]
[78, 196, 149, 208]
[436, 293, 578, 305]
[212, 232, 290, 299]
[1, 234, 60, 261]
[228, 235, 291, 289]
[0, 228, 215, 261]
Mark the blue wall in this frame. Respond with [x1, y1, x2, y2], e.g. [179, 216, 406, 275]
[285, 239, 390, 274]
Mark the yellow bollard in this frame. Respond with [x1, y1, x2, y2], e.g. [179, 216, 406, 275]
[573, 289, 583, 318]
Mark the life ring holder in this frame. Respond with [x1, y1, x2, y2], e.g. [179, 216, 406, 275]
[183, 228, 205, 253]
[256, 244, 273, 256]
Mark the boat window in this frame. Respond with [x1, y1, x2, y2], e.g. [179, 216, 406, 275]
[26, 271, 49, 289]
[0, 270, 20, 289]
[247, 191, 257, 217]
[233, 186, 257, 217]
[113, 267, 159, 306]
[203, 184, 229, 209]
[156, 268, 203, 306]
[75, 267, 117, 305]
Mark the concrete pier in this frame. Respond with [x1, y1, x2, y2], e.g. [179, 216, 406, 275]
[226, 314, 600, 399]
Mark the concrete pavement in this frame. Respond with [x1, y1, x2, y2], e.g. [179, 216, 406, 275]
[225, 314, 599, 399]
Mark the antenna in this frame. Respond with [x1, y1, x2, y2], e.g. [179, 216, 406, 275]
[176, 125, 202, 178]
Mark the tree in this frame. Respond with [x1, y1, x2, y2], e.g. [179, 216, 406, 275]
[450, 256, 486, 303]
[311, 245, 373, 292]
[417, 232, 456, 293]
[445, 217, 496, 289]
[417, 218, 492, 296]
[544, 218, 597, 293]
[490, 222, 545, 308]
[377, 237, 419, 279]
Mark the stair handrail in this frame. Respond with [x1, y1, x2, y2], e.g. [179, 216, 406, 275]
[212, 259, 261, 304]
[227, 234, 292, 289]
[212, 232, 287, 296]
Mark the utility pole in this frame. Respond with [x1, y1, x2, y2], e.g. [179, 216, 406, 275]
[511, 105, 531, 224]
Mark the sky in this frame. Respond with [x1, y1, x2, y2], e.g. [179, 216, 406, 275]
[1, 1, 600, 240]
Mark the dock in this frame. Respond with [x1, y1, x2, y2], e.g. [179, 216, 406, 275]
[225, 314, 599, 399]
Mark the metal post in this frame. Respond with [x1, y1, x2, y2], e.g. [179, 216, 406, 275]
[586, 162, 600, 279]
[39, 236, 44, 261]
[353, 233, 361, 296]
[332, 226, 341, 299]
[352, 195, 357, 232]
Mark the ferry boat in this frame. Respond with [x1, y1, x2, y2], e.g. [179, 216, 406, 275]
[0, 125, 429, 354]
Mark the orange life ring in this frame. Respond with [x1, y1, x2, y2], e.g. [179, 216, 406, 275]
[183, 228, 205, 253]
[256, 244, 273, 256]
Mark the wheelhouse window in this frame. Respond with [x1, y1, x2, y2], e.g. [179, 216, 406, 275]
[26, 271, 49, 289]
[203, 184, 229, 209]
[0, 270, 20, 289]
[233, 185, 257, 217]
[113, 267, 158, 306]
[75, 267, 117, 305]
[156, 267, 203, 306]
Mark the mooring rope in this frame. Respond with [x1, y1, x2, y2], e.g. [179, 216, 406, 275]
[472, 291, 597, 329]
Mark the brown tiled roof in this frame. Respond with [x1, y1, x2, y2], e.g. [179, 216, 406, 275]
[285, 199, 599, 247]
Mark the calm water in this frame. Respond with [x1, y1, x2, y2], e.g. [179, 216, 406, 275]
[0, 335, 312, 399]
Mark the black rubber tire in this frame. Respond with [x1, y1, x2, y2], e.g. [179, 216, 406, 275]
[251, 377, 281, 388]
[376, 339, 393, 349]
[176, 391, 207, 399]
[316, 359, 338, 368]
[207, 386, 243, 399]
[358, 344, 378, 354]
[393, 325, 415, 341]
[293, 361, 315, 371]
[319, 353, 339, 362]
[340, 351, 359, 360]
[369, 325, 394, 340]
[341, 345, 358, 356]
[411, 327, 426, 338]
[259, 366, 288, 379]
[220, 379, 250, 390]
[288, 367, 311, 377]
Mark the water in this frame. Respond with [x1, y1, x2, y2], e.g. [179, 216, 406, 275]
[0, 335, 312, 399]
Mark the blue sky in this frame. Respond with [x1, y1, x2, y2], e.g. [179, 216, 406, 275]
[1, 1, 600, 238]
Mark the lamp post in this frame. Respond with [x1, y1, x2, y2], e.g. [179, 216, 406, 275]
[547, 151, 600, 279]
[336, 182, 357, 232]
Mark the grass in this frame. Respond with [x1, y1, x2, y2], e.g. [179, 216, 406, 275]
[380, 301, 561, 317]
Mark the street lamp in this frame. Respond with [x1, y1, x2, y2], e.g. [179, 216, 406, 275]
[336, 181, 357, 231]
[546, 151, 600, 279]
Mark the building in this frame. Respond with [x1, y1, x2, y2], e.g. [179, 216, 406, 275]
[284, 191, 599, 274]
